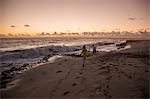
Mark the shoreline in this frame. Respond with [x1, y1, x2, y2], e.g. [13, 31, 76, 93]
[0, 40, 149, 98]
[0, 55, 64, 90]
[0, 40, 130, 90]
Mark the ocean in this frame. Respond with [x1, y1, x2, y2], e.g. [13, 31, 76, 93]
[0, 37, 130, 73]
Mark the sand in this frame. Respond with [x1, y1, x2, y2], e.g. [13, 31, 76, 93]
[1, 40, 149, 98]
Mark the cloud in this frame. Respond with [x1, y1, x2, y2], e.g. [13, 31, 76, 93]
[24, 25, 30, 27]
[0, 34, 6, 37]
[11, 25, 15, 27]
[8, 33, 13, 36]
[128, 17, 135, 21]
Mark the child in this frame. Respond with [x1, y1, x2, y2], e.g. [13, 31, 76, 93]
[92, 44, 96, 54]
[81, 45, 87, 67]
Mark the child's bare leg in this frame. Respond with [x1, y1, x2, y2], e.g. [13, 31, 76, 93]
[83, 57, 86, 67]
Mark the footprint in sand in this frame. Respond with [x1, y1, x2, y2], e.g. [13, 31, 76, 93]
[145, 70, 149, 72]
[120, 71, 124, 74]
[109, 63, 113, 65]
[116, 69, 119, 72]
[29, 78, 33, 81]
[118, 75, 121, 78]
[56, 71, 62, 73]
[76, 76, 80, 79]
[106, 85, 109, 89]
[80, 68, 83, 71]
[124, 74, 132, 79]
[128, 76, 132, 79]
[42, 71, 46, 75]
[102, 89, 108, 96]
[134, 66, 138, 68]
[124, 74, 128, 77]
[110, 64, 116, 66]
[114, 67, 117, 70]
[106, 66, 110, 68]
[63, 91, 69, 95]
[9, 83, 14, 86]
[72, 83, 76, 86]
[99, 66, 106, 70]
[128, 63, 133, 66]
[108, 95, 112, 98]
[106, 76, 112, 81]
[98, 70, 109, 75]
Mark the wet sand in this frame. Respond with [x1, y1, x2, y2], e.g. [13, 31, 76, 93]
[1, 40, 149, 98]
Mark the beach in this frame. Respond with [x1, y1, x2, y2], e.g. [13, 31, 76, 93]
[0, 40, 149, 98]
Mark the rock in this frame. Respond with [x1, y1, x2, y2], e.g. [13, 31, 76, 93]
[10, 67, 17, 72]
[1, 75, 12, 80]
[22, 64, 29, 67]
[1, 70, 11, 76]
[43, 55, 51, 62]
[0, 79, 12, 89]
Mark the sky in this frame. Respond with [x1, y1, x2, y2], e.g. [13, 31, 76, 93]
[0, 0, 149, 35]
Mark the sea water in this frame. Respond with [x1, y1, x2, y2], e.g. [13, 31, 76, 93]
[0, 37, 130, 73]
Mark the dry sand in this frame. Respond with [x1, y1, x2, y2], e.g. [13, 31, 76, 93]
[1, 40, 149, 98]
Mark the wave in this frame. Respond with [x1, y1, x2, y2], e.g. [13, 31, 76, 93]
[0, 39, 129, 73]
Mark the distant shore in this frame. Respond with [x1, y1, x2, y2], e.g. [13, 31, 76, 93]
[1, 40, 149, 98]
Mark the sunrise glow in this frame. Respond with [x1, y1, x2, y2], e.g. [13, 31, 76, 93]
[0, 0, 149, 36]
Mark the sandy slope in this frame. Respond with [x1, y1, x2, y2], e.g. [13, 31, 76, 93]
[1, 40, 149, 98]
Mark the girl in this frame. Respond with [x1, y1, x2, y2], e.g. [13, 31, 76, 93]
[81, 45, 87, 67]
[92, 44, 96, 54]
